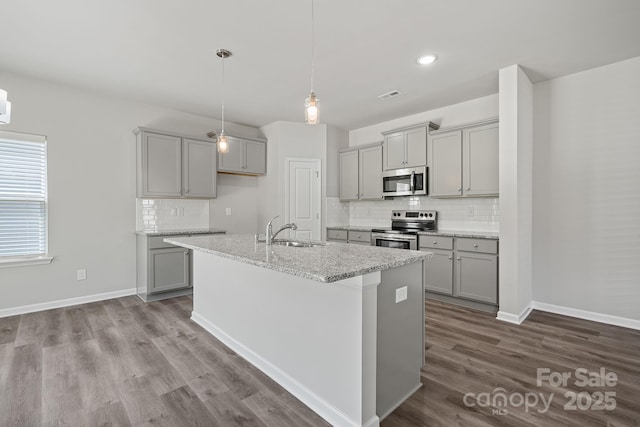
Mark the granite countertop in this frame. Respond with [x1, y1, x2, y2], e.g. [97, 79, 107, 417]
[418, 230, 499, 239]
[165, 234, 430, 283]
[136, 228, 227, 236]
[326, 225, 377, 232]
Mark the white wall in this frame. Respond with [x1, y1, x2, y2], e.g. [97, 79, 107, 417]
[348, 94, 498, 147]
[497, 65, 534, 323]
[0, 71, 259, 311]
[257, 121, 328, 237]
[532, 56, 640, 321]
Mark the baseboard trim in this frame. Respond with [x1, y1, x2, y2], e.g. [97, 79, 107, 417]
[0, 288, 137, 318]
[496, 303, 533, 325]
[532, 301, 640, 331]
[191, 311, 376, 427]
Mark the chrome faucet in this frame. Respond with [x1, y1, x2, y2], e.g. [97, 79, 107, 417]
[265, 215, 298, 245]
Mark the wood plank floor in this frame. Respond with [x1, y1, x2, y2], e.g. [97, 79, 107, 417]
[1, 295, 639, 426]
[384, 300, 640, 427]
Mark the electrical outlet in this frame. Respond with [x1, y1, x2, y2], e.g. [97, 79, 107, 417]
[466, 206, 475, 217]
[225, 208, 232, 216]
[77, 269, 87, 281]
[395, 286, 407, 303]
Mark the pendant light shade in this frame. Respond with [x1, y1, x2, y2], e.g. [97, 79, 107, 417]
[0, 89, 11, 125]
[216, 49, 231, 154]
[304, 0, 319, 124]
[305, 92, 318, 124]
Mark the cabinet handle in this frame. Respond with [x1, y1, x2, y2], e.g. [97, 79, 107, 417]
[456, 257, 461, 260]
[457, 188, 462, 192]
[360, 193, 364, 197]
[466, 187, 470, 191]
[448, 256, 452, 260]
[432, 241, 437, 244]
[473, 244, 478, 248]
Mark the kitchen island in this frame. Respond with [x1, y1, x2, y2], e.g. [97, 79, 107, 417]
[165, 234, 430, 427]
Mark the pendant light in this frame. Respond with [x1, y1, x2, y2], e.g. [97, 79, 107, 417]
[304, 0, 319, 124]
[216, 49, 231, 154]
[0, 89, 11, 125]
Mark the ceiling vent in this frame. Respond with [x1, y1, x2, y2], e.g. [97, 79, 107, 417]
[378, 90, 401, 101]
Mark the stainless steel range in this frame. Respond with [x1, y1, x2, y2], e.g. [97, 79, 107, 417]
[371, 210, 437, 250]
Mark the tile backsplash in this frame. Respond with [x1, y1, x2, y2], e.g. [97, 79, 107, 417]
[136, 199, 210, 232]
[327, 196, 499, 232]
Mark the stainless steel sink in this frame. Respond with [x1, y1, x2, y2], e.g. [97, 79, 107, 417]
[272, 240, 322, 248]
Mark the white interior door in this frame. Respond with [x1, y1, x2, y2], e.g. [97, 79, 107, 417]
[286, 158, 321, 241]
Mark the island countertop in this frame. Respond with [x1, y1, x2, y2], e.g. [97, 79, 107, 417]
[165, 234, 430, 283]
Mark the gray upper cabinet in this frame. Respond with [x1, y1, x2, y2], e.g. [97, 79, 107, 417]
[359, 145, 383, 199]
[183, 138, 217, 198]
[139, 132, 183, 197]
[463, 123, 499, 196]
[218, 135, 266, 175]
[382, 122, 439, 171]
[429, 130, 463, 197]
[428, 119, 498, 198]
[339, 150, 359, 201]
[339, 144, 383, 201]
[382, 132, 406, 170]
[135, 127, 216, 198]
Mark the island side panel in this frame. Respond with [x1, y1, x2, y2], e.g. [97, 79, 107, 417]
[190, 251, 380, 427]
[376, 260, 424, 419]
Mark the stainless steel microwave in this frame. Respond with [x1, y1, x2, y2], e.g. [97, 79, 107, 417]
[382, 166, 427, 197]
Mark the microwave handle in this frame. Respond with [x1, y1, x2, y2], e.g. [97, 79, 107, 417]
[410, 170, 415, 193]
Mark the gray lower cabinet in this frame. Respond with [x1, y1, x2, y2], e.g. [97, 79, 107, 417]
[326, 228, 371, 245]
[424, 249, 454, 295]
[420, 235, 498, 306]
[137, 233, 224, 302]
[218, 135, 266, 175]
[137, 235, 192, 302]
[148, 247, 190, 293]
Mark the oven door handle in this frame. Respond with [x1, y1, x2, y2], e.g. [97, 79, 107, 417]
[410, 170, 415, 194]
[373, 234, 417, 242]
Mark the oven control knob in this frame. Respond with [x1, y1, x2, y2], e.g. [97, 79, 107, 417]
[428, 213, 433, 217]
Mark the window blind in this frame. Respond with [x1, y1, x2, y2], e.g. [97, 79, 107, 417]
[0, 131, 48, 258]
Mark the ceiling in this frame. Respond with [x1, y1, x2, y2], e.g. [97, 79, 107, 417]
[1, 0, 639, 130]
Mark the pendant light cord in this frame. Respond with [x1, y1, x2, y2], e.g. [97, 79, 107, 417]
[221, 54, 225, 134]
[310, 0, 315, 93]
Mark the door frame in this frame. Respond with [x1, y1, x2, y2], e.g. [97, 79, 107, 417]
[284, 157, 322, 241]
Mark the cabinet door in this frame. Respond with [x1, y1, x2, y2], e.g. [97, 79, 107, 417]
[339, 150, 359, 200]
[429, 130, 462, 197]
[383, 132, 405, 170]
[245, 140, 266, 174]
[463, 123, 499, 196]
[218, 136, 244, 172]
[424, 249, 454, 295]
[404, 127, 427, 168]
[455, 252, 498, 304]
[141, 132, 182, 197]
[149, 248, 190, 293]
[358, 145, 383, 200]
[183, 139, 217, 198]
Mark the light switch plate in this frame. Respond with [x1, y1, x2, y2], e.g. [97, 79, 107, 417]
[225, 208, 232, 216]
[395, 286, 407, 303]
[77, 269, 87, 281]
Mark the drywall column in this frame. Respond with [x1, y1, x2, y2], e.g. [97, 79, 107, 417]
[497, 65, 534, 324]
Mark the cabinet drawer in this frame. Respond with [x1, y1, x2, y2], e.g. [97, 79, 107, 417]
[456, 238, 498, 254]
[348, 231, 371, 244]
[327, 229, 348, 241]
[149, 236, 179, 249]
[419, 235, 453, 250]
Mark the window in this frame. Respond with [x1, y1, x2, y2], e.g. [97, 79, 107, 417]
[0, 130, 51, 267]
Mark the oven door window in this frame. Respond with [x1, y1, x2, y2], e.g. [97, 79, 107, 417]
[375, 238, 411, 250]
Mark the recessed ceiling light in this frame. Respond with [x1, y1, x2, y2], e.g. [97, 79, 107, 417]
[417, 54, 437, 65]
